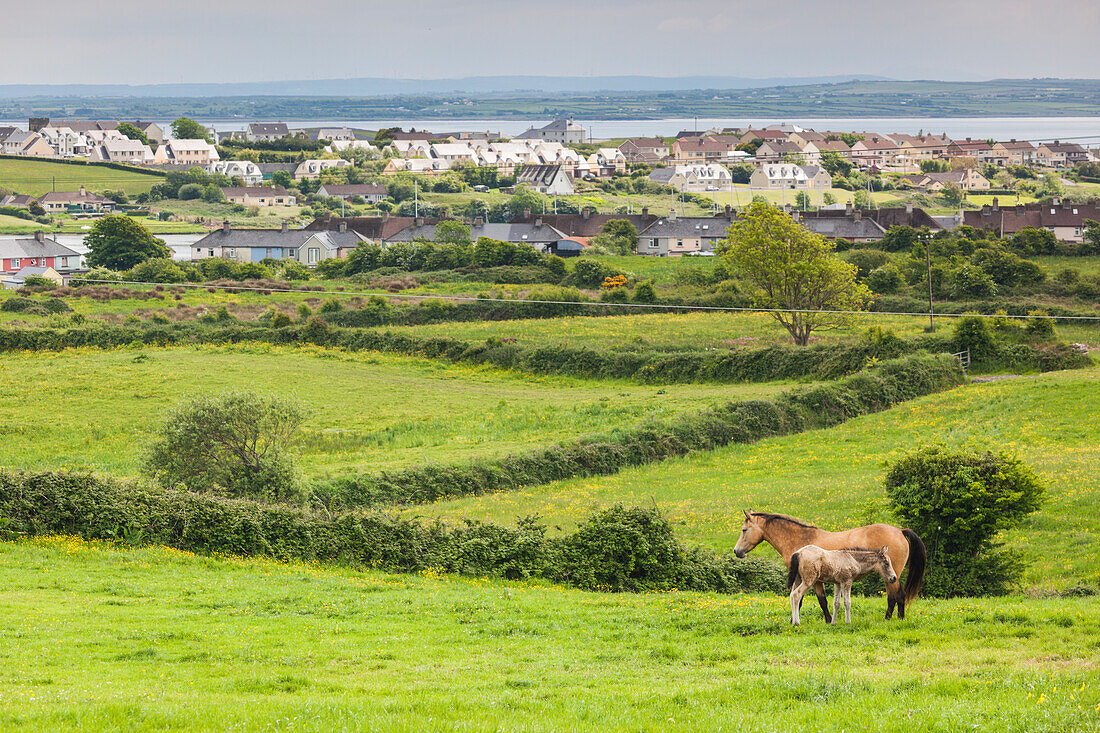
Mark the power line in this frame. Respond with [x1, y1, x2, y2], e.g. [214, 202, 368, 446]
[76, 279, 1100, 322]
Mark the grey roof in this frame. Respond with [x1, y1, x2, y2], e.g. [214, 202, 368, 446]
[192, 228, 364, 250]
[647, 168, 676, 184]
[248, 122, 290, 136]
[516, 164, 566, 186]
[387, 221, 567, 244]
[317, 184, 388, 196]
[220, 186, 291, 197]
[797, 217, 886, 240]
[639, 217, 735, 239]
[9, 266, 56, 280]
[0, 236, 81, 259]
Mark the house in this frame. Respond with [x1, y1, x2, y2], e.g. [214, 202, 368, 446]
[850, 137, 901, 168]
[382, 158, 449, 175]
[814, 139, 852, 158]
[246, 122, 291, 141]
[191, 221, 367, 265]
[92, 137, 154, 164]
[317, 128, 355, 141]
[220, 187, 296, 207]
[636, 212, 736, 256]
[154, 139, 219, 165]
[962, 197, 1100, 242]
[510, 209, 659, 241]
[1035, 141, 1089, 168]
[907, 169, 990, 192]
[316, 184, 388, 203]
[516, 118, 587, 144]
[134, 121, 164, 144]
[793, 211, 886, 242]
[386, 220, 568, 252]
[800, 165, 833, 189]
[3, 130, 54, 157]
[946, 138, 994, 162]
[750, 164, 819, 190]
[990, 140, 1035, 166]
[754, 141, 809, 164]
[2, 265, 65, 289]
[29, 118, 118, 134]
[37, 126, 89, 157]
[293, 159, 351, 179]
[304, 214, 428, 244]
[37, 187, 115, 213]
[671, 136, 728, 163]
[589, 148, 627, 176]
[430, 143, 480, 166]
[515, 164, 575, 195]
[0, 231, 83, 273]
[0, 194, 38, 208]
[649, 164, 732, 192]
[618, 137, 669, 163]
[207, 161, 264, 186]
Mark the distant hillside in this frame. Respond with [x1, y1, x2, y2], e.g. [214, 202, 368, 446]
[0, 75, 891, 98]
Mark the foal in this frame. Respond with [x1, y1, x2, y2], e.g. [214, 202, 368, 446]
[787, 545, 898, 626]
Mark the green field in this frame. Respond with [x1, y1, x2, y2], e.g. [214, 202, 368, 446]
[1, 536, 1097, 732]
[414, 367, 1100, 589]
[0, 158, 162, 196]
[0, 345, 789, 479]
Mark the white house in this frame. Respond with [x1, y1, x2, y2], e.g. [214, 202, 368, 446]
[649, 164, 732, 192]
[207, 161, 264, 185]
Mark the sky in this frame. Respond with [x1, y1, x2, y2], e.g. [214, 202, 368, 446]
[3, 0, 1098, 86]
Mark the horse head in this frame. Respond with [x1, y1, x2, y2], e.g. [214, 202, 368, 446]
[733, 510, 765, 558]
[878, 546, 898, 585]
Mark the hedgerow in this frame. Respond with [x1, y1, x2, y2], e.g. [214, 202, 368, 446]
[316, 354, 966, 509]
[0, 472, 784, 595]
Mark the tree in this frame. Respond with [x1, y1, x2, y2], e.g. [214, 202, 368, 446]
[794, 191, 811, 210]
[716, 201, 870, 345]
[434, 220, 472, 246]
[84, 215, 171, 270]
[885, 446, 1044, 596]
[142, 391, 308, 503]
[940, 182, 965, 206]
[270, 170, 293, 189]
[589, 219, 638, 255]
[201, 183, 224, 203]
[117, 123, 149, 145]
[171, 117, 210, 142]
[920, 159, 949, 173]
[819, 150, 853, 177]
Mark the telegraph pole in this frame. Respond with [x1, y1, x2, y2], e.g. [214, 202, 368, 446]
[921, 230, 934, 332]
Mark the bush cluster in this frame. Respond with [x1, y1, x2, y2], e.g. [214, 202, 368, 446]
[0, 472, 784, 595]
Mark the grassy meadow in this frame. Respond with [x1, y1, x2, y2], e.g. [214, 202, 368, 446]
[0, 344, 790, 479]
[1, 536, 1097, 732]
[0, 158, 162, 196]
[414, 367, 1100, 590]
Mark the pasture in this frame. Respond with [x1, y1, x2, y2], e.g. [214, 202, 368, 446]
[0, 344, 788, 479]
[0, 537, 1097, 732]
[414, 367, 1100, 589]
[0, 158, 162, 196]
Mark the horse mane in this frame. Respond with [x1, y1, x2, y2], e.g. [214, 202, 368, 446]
[754, 512, 817, 530]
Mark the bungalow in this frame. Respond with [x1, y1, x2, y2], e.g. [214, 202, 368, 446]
[618, 137, 669, 163]
[1, 265, 65, 289]
[316, 184, 388, 203]
[386, 220, 568, 252]
[0, 231, 83, 273]
[191, 221, 367, 265]
[37, 187, 115, 213]
[515, 164, 575, 195]
[0, 194, 39, 209]
[220, 186, 296, 207]
[636, 213, 736, 256]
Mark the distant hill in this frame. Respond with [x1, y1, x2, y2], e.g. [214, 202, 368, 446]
[0, 75, 892, 98]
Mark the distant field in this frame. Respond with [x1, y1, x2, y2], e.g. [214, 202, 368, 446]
[2, 537, 1098, 732]
[0, 158, 162, 196]
[0, 344, 790, 479]
[418, 367, 1100, 589]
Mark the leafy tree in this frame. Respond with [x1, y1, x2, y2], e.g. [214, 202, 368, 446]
[728, 163, 754, 184]
[270, 170, 293, 188]
[85, 215, 170, 270]
[142, 391, 308, 503]
[117, 123, 149, 145]
[843, 248, 889, 279]
[508, 185, 547, 219]
[794, 191, 811, 210]
[434, 220, 472, 246]
[819, 150, 852, 177]
[822, 192, 837, 206]
[1009, 227, 1058, 256]
[178, 183, 203, 200]
[1038, 172, 1064, 197]
[825, 132, 864, 147]
[201, 183, 225, 203]
[940, 182, 965, 206]
[170, 117, 210, 142]
[866, 264, 904, 294]
[735, 138, 764, 155]
[589, 219, 639, 255]
[920, 159, 949, 173]
[1082, 219, 1100, 256]
[951, 264, 997, 299]
[879, 225, 921, 253]
[852, 189, 871, 209]
[970, 247, 1044, 288]
[717, 201, 870, 345]
[28, 200, 47, 217]
[885, 446, 1044, 596]
[127, 257, 186, 284]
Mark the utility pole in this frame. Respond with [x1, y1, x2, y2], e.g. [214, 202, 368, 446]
[921, 230, 934, 332]
[414, 180, 418, 218]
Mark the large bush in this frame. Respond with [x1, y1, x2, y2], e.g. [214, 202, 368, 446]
[885, 446, 1045, 596]
[142, 391, 308, 503]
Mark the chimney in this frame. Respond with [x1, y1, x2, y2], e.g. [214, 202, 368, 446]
[222, 219, 231, 232]
[381, 211, 389, 223]
[1053, 196, 1061, 206]
[581, 207, 591, 220]
[523, 208, 531, 219]
[415, 216, 425, 227]
[535, 216, 543, 227]
[992, 197, 999, 211]
[668, 208, 677, 221]
[473, 215, 484, 226]
[34, 230, 44, 242]
[338, 221, 347, 232]
[79, 185, 86, 196]
[641, 206, 649, 217]
[281, 220, 289, 233]
[905, 202, 913, 215]
[845, 201, 853, 214]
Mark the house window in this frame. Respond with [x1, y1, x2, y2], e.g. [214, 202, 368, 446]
[308, 248, 320, 264]
[226, 248, 236, 258]
[11, 259, 19, 267]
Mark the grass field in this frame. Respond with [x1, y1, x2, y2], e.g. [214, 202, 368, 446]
[1, 536, 1097, 732]
[0, 158, 162, 196]
[0, 344, 790, 480]
[415, 367, 1100, 589]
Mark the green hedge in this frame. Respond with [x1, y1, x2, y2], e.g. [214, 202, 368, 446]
[316, 354, 965, 509]
[0, 472, 784, 595]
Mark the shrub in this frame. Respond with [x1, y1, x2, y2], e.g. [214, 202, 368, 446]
[281, 260, 310, 280]
[296, 303, 312, 319]
[142, 391, 309, 504]
[867, 264, 904, 294]
[0, 297, 72, 314]
[952, 316, 996, 360]
[885, 446, 1044, 596]
[128, 257, 186, 284]
[177, 183, 203, 200]
[951, 265, 997, 299]
[845, 249, 890, 278]
[633, 280, 657, 303]
[1025, 309, 1056, 340]
[319, 298, 343, 314]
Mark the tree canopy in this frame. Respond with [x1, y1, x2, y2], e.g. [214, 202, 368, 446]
[84, 215, 171, 270]
[116, 123, 149, 145]
[716, 201, 870, 345]
[170, 117, 210, 142]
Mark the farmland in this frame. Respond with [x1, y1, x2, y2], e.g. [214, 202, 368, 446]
[1, 536, 1098, 732]
[0, 157, 162, 196]
[0, 345, 781, 479]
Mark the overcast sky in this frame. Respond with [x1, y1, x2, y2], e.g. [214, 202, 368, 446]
[4, 0, 1098, 85]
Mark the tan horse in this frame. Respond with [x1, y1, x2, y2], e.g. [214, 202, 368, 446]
[787, 545, 897, 626]
[733, 511, 926, 621]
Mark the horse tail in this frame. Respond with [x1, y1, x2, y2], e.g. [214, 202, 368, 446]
[902, 529, 926, 603]
[786, 552, 801, 590]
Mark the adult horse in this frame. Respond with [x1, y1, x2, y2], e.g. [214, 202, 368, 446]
[733, 511, 926, 620]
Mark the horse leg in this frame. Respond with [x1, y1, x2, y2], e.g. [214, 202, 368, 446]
[832, 584, 842, 625]
[897, 591, 906, 620]
[885, 579, 901, 620]
[791, 582, 809, 626]
[813, 581, 832, 623]
[843, 582, 852, 623]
